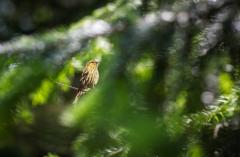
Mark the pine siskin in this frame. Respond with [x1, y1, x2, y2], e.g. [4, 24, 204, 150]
[74, 59, 100, 103]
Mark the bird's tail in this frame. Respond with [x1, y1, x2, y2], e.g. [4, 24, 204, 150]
[73, 90, 85, 104]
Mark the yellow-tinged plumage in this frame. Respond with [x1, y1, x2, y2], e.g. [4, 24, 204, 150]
[74, 59, 100, 103]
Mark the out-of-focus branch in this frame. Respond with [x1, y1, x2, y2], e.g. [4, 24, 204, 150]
[0, 20, 118, 62]
[0, 0, 237, 63]
[0, 9, 177, 67]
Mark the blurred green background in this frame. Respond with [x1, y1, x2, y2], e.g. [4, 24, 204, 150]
[1, 0, 240, 157]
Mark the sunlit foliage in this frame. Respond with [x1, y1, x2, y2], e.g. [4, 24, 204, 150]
[0, 0, 240, 157]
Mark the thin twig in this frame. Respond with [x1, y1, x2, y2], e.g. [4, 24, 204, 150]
[54, 81, 79, 91]
[49, 77, 79, 90]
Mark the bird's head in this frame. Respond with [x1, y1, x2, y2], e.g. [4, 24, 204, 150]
[84, 59, 101, 71]
[88, 59, 100, 66]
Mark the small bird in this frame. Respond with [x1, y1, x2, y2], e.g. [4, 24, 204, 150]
[74, 59, 100, 103]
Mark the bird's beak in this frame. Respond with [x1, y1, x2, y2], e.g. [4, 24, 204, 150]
[95, 58, 101, 64]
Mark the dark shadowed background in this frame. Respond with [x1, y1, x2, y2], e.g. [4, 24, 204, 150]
[0, 0, 240, 157]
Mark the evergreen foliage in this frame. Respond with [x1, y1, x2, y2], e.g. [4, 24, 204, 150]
[0, 0, 240, 157]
